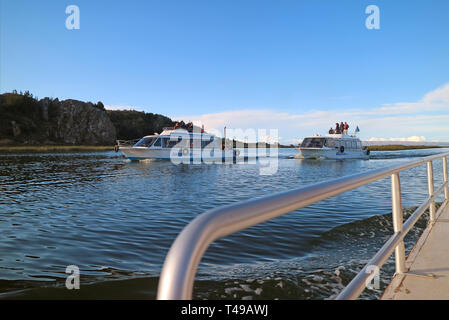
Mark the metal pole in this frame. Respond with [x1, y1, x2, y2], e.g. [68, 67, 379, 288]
[391, 173, 406, 274]
[224, 126, 227, 150]
[427, 161, 436, 222]
[443, 157, 449, 201]
[337, 183, 446, 300]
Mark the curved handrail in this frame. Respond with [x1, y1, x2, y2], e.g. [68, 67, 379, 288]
[157, 152, 449, 300]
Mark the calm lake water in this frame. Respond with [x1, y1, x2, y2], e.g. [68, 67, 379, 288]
[0, 148, 448, 299]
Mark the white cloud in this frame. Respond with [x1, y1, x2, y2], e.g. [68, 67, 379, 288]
[172, 83, 449, 144]
[375, 83, 449, 115]
[368, 136, 427, 142]
[422, 83, 449, 104]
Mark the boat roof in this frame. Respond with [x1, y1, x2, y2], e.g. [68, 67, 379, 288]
[304, 133, 361, 140]
[142, 128, 216, 139]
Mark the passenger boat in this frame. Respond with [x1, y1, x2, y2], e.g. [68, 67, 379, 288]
[297, 133, 370, 160]
[115, 127, 242, 161]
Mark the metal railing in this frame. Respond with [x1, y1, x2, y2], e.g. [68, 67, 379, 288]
[157, 152, 449, 300]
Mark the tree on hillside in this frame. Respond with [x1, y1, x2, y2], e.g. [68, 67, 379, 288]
[106, 110, 178, 140]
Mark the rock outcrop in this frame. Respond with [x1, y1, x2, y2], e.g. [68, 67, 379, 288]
[0, 92, 183, 146]
[48, 99, 116, 145]
[0, 93, 116, 145]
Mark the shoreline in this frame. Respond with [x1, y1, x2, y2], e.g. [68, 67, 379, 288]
[0, 145, 115, 153]
[366, 145, 446, 151]
[0, 144, 446, 153]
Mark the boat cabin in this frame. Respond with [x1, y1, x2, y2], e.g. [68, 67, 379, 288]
[133, 128, 218, 149]
[300, 134, 363, 150]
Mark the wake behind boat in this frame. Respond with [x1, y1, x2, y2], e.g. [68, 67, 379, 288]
[297, 133, 370, 160]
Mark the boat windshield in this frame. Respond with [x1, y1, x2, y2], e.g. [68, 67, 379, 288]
[301, 137, 326, 148]
[134, 137, 157, 147]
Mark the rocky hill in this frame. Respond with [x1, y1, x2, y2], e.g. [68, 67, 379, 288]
[107, 110, 175, 141]
[0, 92, 177, 146]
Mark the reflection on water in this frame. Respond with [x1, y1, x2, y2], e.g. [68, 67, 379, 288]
[0, 148, 448, 299]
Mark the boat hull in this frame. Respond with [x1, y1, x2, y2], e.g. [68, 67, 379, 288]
[119, 147, 250, 161]
[297, 148, 369, 160]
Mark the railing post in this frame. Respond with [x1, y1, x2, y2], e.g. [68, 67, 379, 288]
[427, 161, 436, 222]
[391, 173, 406, 274]
[444, 156, 449, 201]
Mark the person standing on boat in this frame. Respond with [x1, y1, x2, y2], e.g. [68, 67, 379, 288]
[340, 122, 344, 134]
[335, 123, 340, 134]
[344, 122, 349, 134]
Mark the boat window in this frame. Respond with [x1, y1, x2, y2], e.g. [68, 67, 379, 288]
[357, 141, 361, 149]
[153, 138, 161, 147]
[201, 137, 216, 148]
[167, 135, 189, 148]
[326, 139, 336, 148]
[134, 137, 157, 147]
[301, 138, 325, 148]
[167, 139, 180, 148]
[160, 138, 170, 148]
[351, 141, 356, 149]
[187, 139, 210, 149]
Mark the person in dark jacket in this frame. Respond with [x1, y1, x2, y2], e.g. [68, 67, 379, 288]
[335, 123, 340, 134]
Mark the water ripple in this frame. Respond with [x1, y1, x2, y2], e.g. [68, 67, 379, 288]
[0, 148, 448, 298]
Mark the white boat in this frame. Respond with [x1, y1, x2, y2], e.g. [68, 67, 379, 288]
[116, 127, 243, 161]
[297, 133, 370, 160]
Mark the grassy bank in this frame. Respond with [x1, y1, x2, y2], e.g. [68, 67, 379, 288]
[367, 145, 445, 151]
[0, 145, 115, 153]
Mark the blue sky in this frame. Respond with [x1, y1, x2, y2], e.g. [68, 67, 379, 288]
[1, 0, 448, 143]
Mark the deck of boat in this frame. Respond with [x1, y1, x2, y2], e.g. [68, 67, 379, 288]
[382, 201, 449, 299]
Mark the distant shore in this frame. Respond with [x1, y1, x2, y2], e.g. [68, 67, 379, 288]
[366, 145, 446, 151]
[0, 145, 115, 153]
[0, 144, 446, 153]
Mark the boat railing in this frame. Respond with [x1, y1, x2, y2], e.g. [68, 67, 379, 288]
[157, 151, 449, 300]
[116, 139, 140, 147]
[163, 126, 196, 132]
